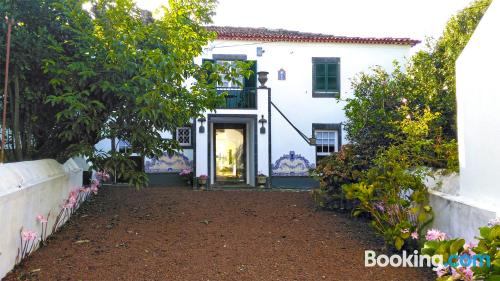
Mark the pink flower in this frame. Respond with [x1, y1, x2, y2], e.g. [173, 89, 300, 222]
[435, 265, 448, 278]
[36, 214, 48, 224]
[69, 190, 78, 200]
[96, 170, 110, 181]
[463, 242, 475, 251]
[179, 168, 192, 176]
[401, 98, 408, 104]
[463, 267, 474, 280]
[91, 185, 98, 195]
[453, 266, 473, 280]
[487, 217, 500, 227]
[411, 232, 419, 240]
[425, 229, 447, 241]
[21, 230, 38, 241]
[92, 179, 100, 188]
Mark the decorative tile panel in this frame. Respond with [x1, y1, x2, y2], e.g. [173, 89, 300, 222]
[145, 152, 192, 173]
[272, 151, 315, 176]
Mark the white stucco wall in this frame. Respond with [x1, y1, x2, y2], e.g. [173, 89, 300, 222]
[0, 159, 83, 279]
[456, 0, 500, 207]
[199, 40, 412, 171]
[425, 172, 497, 242]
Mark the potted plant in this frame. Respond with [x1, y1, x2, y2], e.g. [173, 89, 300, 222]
[179, 168, 193, 186]
[198, 174, 208, 189]
[257, 172, 267, 188]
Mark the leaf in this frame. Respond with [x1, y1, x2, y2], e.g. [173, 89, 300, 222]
[200, 219, 211, 225]
[450, 239, 465, 254]
[75, 240, 90, 244]
[395, 237, 404, 250]
[480, 227, 491, 239]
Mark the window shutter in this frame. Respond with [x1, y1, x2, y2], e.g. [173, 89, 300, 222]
[244, 60, 257, 88]
[312, 61, 316, 91]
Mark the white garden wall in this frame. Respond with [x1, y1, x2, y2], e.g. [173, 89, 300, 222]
[0, 159, 83, 279]
[425, 172, 498, 242]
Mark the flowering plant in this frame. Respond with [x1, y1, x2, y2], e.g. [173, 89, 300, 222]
[36, 214, 49, 244]
[199, 174, 208, 180]
[421, 222, 500, 281]
[179, 168, 192, 176]
[16, 229, 39, 264]
[96, 170, 111, 182]
[257, 171, 267, 177]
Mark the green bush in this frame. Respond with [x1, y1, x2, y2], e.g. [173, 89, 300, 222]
[311, 144, 368, 210]
[421, 223, 500, 281]
[343, 146, 434, 251]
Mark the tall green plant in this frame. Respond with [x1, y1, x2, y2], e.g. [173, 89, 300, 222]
[343, 108, 438, 251]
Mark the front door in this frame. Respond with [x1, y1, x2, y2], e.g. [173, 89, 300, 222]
[214, 124, 246, 185]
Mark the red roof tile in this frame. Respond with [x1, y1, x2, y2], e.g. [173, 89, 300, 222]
[206, 26, 420, 47]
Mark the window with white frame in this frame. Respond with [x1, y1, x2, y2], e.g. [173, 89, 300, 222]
[315, 130, 337, 159]
[176, 127, 192, 146]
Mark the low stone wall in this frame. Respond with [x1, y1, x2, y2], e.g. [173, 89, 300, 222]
[0, 159, 82, 279]
[425, 172, 499, 242]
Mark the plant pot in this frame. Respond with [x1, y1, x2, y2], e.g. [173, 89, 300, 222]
[257, 176, 267, 188]
[198, 178, 207, 189]
[257, 71, 269, 88]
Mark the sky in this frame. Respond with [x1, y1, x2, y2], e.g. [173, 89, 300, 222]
[135, 0, 475, 42]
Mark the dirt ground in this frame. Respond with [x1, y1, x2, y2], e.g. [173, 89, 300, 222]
[4, 187, 434, 281]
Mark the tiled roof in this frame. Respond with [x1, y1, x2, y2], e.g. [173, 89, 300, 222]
[206, 26, 420, 47]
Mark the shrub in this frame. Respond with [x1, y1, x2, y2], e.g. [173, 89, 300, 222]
[342, 107, 438, 251]
[311, 144, 368, 210]
[343, 146, 434, 251]
[421, 222, 500, 281]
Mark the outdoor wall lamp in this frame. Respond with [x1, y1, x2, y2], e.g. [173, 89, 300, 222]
[198, 117, 206, 133]
[259, 115, 267, 134]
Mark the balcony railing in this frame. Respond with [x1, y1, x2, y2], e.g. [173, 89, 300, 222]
[216, 87, 257, 109]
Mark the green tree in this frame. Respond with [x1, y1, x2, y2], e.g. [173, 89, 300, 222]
[408, 0, 492, 139]
[0, 0, 73, 161]
[2, 0, 249, 187]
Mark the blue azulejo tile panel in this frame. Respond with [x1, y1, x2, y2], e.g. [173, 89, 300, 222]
[272, 151, 315, 177]
[145, 152, 192, 173]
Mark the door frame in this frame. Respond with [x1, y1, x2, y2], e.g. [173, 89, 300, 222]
[207, 114, 258, 187]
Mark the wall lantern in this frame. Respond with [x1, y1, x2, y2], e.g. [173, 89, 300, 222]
[259, 115, 267, 134]
[309, 137, 317, 145]
[198, 117, 206, 133]
[256, 47, 265, 57]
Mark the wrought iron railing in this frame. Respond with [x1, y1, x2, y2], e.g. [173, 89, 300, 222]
[216, 87, 257, 109]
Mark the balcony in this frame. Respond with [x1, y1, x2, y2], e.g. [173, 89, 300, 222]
[216, 87, 257, 109]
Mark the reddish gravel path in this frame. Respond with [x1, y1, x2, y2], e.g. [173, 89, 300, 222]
[4, 187, 434, 281]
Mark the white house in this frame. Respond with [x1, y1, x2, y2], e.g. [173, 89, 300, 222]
[96, 26, 419, 188]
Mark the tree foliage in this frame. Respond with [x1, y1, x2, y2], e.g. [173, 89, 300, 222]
[1, 0, 248, 187]
[344, 0, 491, 166]
[408, 0, 492, 139]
